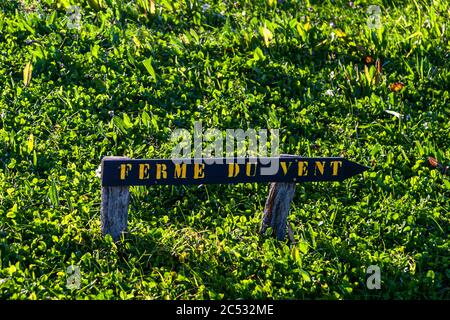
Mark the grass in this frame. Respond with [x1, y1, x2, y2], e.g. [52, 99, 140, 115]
[0, 0, 449, 299]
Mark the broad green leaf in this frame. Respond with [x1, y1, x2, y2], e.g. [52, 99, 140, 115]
[47, 10, 57, 25]
[7, 203, 18, 219]
[307, 223, 316, 248]
[123, 113, 133, 129]
[56, 0, 71, 9]
[138, 0, 153, 13]
[364, 64, 372, 85]
[48, 179, 59, 207]
[443, 179, 450, 190]
[296, 23, 306, 40]
[7, 158, 16, 169]
[150, 0, 156, 14]
[415, 141, 425, 156]
[143, 58, 156, 80]
[33, 150, 37, 166]
[87, 0, 102, 11]
[32, 46, 46, 60]
[335, 29, 346, 37]
[291, 247, 301, 264]
[142, 111, 150, 126]
[113, 116, 127, 134]
[27, 133, 34, 154]
[300, 269, 311, 282]
[18, 17, 36, 35]
[260, 26, 273, 47]
[253, 47, 266, 61]
[304, 21, 311, 31]
[126, 49, 136, 66]
[299, 240, 309, 254]
[23, 62, 33, 87]
[8, 265, 17, 275]
[151, 116, 159, 130]
[132, 36, 142, 48]
[91, 44, 100, 58]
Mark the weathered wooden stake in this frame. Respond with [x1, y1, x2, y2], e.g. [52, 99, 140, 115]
[100, 156, 130, 241]
[260, 182, 296, 240]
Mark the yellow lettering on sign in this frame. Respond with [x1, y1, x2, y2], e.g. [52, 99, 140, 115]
[228, 163, 240, 177]
[330, 161, 343, 176]
[174, 163, 187, 179]
[280, 161, 293, 175]
[138, 163, 150, 180]
[314, 161, 325, 176]
[156, 163, 167, 179]
[246, 163, 257, 177]
[298, 161, 308, 176]
[120, 164, 132, 180]
[194, 163, 205, 179]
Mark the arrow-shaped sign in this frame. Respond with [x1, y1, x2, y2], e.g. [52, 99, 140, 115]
[101, 156, 369, 187]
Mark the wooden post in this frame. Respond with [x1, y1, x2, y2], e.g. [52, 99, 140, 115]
[100, 156, 130, 241]
[260, 182, 296, 240]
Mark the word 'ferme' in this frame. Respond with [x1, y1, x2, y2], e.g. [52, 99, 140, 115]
[101, 157, 368, 186]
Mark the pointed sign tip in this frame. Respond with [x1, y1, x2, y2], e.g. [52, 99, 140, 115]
[355, 163, 370, 175]
[344, 159, 369, 179]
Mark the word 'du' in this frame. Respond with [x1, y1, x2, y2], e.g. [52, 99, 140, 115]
[101, 156, 368, 186]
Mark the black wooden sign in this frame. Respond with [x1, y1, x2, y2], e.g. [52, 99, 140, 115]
[100, 155, 369, 241]
[101, 156, 368, 186]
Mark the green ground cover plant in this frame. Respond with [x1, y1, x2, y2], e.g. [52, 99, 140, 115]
[0, 0, 449, 299]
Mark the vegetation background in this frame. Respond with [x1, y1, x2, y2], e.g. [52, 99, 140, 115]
[0, 0, 449, 299]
